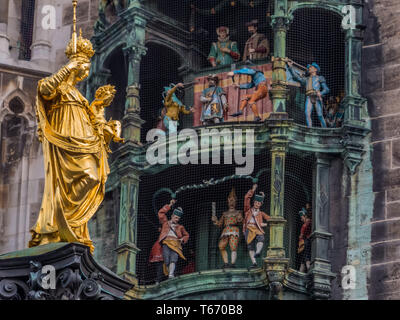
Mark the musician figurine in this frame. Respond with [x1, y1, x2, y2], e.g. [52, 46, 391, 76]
[227, 64, 268, 122]
[212, 188, 243, 268]
[243, 19, 269, 62]
[200, 74, 228, 125]
[208, 26, 240, 67]
[287, 60, 330, 128]
[161, 83, 194, 134]
[243, 184, 270, 268]
[298, 203, 312, 273]
[149, 199, 189, 280]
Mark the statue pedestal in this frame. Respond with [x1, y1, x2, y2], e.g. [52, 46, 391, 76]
[0, 243, 133, 300]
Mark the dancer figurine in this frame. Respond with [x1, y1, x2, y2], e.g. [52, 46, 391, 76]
[149, 199, 189, 280]
[212, 188, 243, 268]
[243, 184, 270, 268]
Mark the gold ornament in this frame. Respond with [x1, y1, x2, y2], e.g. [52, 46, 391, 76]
[65, 29, 95, 62]
[29, 0, 123, 254]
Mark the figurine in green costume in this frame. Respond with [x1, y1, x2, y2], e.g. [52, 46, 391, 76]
[208, 26, 240, 67]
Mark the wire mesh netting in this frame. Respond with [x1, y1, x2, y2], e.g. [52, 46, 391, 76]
[90, 1, 347, 285]
[19, 0, 36, 61]
[136, 152, 271, 285]
[284, 152, 314, 272]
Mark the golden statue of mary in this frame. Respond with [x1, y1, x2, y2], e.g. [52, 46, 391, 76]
[29, 3, 123, 253]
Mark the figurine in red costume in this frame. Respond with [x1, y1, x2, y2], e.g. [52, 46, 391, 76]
[243, 184, 270, 268]
[149, 199, 189, 280]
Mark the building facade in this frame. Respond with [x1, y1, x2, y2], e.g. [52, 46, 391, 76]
[0, 0, 398, 300]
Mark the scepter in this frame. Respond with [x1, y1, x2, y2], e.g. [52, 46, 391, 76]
[72, 0, 78, 54]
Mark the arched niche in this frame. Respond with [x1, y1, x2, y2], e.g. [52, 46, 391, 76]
[101, 45, 128, 123]
[0, 91, 36, 170]
[286, 7, 345, 127]
[139, 42, 184, 142]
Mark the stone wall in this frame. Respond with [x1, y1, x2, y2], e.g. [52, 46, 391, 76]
[0, 67, 46, 254]
[363, 0, 400, 300]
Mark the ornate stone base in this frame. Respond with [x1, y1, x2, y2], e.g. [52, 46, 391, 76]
[0, 243, 133, 300]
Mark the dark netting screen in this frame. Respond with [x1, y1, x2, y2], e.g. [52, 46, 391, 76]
[286, 8, 345, 127]
[107, 1, 346, 286]
[284, 152, 314, 271]
[137, 152, 271, 285]
[19, 0, 36, 61]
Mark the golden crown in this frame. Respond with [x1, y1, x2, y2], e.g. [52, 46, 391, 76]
[65, 29, 95, 61]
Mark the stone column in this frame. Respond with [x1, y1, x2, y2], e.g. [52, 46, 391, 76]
[87, 67, 112, 103]
[115, 168, 141, 283]
[264, 135, 289, 300]
[264, 0, 291, 300]
[0, 1, 10, 59]
[114, 5, 149, 284]
[121, 7, 147, 142]
[270, 0, 291, 113]
[341, 9, 370, 175]
[309, 155, 335, 299]
[30, 0, 52, 67]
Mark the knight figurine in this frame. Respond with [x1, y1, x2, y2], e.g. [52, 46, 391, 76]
[200, 74, 228, 125]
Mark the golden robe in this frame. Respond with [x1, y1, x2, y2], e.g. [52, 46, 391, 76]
[29, 65, 109, 253]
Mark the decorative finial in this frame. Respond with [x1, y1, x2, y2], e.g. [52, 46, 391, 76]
[65, 2, 94, 61]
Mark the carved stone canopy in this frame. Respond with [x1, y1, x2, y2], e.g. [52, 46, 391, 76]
[0, 243, 133, 300]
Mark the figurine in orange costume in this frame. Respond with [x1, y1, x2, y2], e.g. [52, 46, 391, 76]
[243, 184, 270, 268]
[227, 65, 268, 122]
[212, 188, 243, 268]
[149, 199, 189, 279]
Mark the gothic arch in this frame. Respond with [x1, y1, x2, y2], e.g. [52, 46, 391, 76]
[1, 90, 35, 126]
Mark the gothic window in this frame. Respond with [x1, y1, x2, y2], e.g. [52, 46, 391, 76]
[8, 96, 24, 114]
[19, 0, 36, 61]
[1, 97, 28, 166]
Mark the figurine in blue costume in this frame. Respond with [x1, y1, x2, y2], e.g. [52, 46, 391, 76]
[200, 74, 228, 125]
[287, 60, 330, 128]
[161, 83, 194, 134]
[227, 64, 268, 122]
